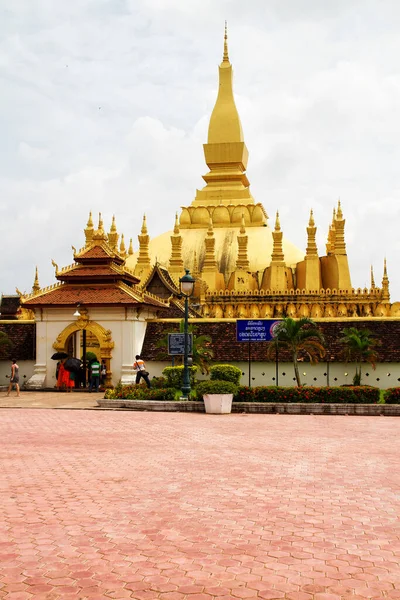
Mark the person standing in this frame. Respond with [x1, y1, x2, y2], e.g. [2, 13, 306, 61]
[6, 359, 20, 397]
[100, 360, 107, 388]
[89, 358, 101, 392]
[133, 355, 151, 388]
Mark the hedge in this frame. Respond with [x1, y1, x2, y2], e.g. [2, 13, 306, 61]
[234, 386, 380, 404]
[210, 364, 242, 385]
[105, 384, 177, 401]
[383, 388, 400, 404]
[195, 380, 238, 400]
[162, 365, 198, 388]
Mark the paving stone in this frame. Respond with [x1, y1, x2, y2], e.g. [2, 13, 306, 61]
[1, 409, 400, 598]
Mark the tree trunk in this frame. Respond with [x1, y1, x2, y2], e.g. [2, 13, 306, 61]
[293, 352, 301, 387]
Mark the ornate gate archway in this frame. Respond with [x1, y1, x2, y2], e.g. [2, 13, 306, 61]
[53, 311, 114, 387]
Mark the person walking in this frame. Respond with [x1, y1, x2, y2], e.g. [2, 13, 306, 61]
[6, 359, 20, 397]
[89, 358, 101, 393]
[133, 355, 151, 388]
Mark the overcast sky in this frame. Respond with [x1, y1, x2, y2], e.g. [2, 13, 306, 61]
[1, 0, 399, 301]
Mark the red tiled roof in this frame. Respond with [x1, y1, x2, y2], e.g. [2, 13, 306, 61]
[24, 285, 166, 307]
[59, 265, 139, 283]
[76, 246, 113, 259]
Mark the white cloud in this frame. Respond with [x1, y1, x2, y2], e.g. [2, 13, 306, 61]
[0, 0, 399, 301]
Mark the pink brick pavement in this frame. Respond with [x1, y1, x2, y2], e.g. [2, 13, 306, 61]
[1, 410, 399, 599]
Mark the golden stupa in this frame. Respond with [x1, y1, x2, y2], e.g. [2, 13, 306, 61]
[123, 26, 394, 319]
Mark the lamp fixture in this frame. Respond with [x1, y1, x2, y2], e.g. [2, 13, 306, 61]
[73, 303, 81, 317]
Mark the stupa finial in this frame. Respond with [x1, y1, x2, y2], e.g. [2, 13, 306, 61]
[309, 209, 315, 227]
[223, 21, 229, 63]
[274, 211, 281, 231]
[119, 233, 126, 255]
[173, 212, 180, 235]
[128, 238, 134, 256]
[141, 214, 148, 235]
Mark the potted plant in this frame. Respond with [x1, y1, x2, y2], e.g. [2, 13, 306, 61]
[195, 380, 238, 414]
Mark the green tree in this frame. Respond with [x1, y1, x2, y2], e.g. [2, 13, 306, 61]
[340, 327, 380, 385]
[267, 317, 325, 387]
[156, 322, 214, 374]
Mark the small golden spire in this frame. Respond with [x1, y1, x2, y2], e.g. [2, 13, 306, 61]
[84, 211, 94, 246]
[336, 199, 343, 220]
[32, 266, 40, 294]
[370, 265, 375, 289]
[306, 209, 318, 258]
[136, 216, 151, 273]
[274, 211, 281, 231]
[98, 212, 104, 230]
[169, 213, 184, 273]
[108, 215, 119, 250]
[128, 238, 134, 256]
[203, 218, 217, 272]
[207, 216, 214, 235]
[119, 233, 126, 255]
[271, 212, 284, 263]
[332, 207, 336, 223]
[240, 213, 246, 234]
[223, 21, 229, 63]
[236, 213, 249, 270]
[173, 212, 180, 234]
[141, 214, 148, 235]
[382, 257, 390, 302]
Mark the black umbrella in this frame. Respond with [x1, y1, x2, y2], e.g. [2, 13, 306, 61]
[64, 357, 82, 372]
[51, 352, 69, 360]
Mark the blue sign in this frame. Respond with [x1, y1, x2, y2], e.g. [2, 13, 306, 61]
[236, 319, 281, 342]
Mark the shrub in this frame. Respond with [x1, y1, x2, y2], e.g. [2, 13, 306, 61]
[150, 376, 169, 389]
[383, 388, 400, 404]
[233, 386, 380, 404]
[103, 383, 177, 401]
[162, 365, 198, 388]
[210, 364, 242, 385]
[195, 379, 238, 400]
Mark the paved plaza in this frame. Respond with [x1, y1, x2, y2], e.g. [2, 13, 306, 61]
[1, 408, 400, 599]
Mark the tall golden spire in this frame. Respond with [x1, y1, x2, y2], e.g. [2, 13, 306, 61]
[32, 266, 40, 294]
[207, 23, 243, 144]
[306, 209, 318, 258]
[326, 207, 336, 254]
[202, 218, 218, 272]
[370, 265, 376, 289]
[108, 215, 119, 250]
[92, 212, 108, 242]
[333, 200, 346, 255]
[136, 214, 151, 271]
[271, 211, 285, 263]
[84, 211, 94, 246]
[382, 258, 390, 302]
[169, 213, 184, 273]
[236, 214, 249, 269]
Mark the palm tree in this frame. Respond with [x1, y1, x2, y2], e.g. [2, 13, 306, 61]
[267, 317, 325, 387]
[156, 322, 214, 374]
[340, 327, 380, 385]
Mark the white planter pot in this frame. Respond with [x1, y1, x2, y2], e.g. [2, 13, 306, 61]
[203, 393, 233, 414]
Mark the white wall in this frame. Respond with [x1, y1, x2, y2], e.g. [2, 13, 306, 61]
[0, 360, 35, 387]
[147, 360, 400, 390]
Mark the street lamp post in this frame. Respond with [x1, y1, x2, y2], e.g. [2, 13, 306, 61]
[179, 269, 195, 400]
